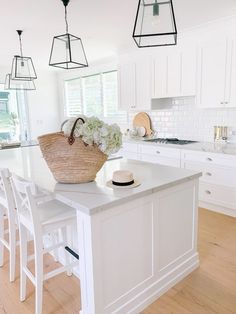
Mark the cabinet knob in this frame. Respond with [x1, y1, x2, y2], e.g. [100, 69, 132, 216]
[205, 190, 211, 195]
[220, 102, 224, 105]
[206, 172, 212, 176]
[156, 151, 160, 154]
[206, 157, 213, 162]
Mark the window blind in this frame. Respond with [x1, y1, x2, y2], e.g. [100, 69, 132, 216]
[65, 79, 83, 117]
[64, 71, 127, 128]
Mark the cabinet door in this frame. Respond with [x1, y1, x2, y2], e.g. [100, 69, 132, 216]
[167, 49, 181, 97]
[181, 47, 197, 96]
[197, 39, 227, 108]
[118, 62, 136, 110]
[153, 53, 168, 98]
[135, 58, 152, 110]
[225, 38, 236, 108]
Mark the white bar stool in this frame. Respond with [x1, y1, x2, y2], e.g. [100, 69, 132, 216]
[0, 168, 18, 282]
[11, 174, 79, 314]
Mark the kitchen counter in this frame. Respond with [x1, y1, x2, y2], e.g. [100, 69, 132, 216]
[124, 137, 236, 155]
[0, 146, 200, 314]
[0, 146, 200, 215]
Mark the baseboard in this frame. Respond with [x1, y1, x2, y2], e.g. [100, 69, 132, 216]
[199, 201, 236, 218]
[111, 253, 199, 314]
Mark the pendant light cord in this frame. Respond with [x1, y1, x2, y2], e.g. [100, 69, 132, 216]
[65, 6, 69, 33]
[17, 30, 23, 57]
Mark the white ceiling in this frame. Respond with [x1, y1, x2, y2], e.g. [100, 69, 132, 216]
[1, 0, 236, 71]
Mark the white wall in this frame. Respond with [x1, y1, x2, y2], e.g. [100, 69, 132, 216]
[27, 70, 60, 139]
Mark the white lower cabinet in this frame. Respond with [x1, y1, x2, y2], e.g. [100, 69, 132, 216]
[182, 150, 236, 216]
[120, 143, 236, 217]
[139, 144, 181, 167]
[119, 142, 140, 160]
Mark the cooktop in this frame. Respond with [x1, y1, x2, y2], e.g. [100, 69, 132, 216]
[144, 138, 198, 145]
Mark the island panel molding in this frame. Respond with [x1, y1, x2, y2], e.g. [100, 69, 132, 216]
[76, 179, 199, 314]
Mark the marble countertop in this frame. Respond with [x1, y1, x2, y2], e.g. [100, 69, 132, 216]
[123, 137, 236, 155]
[0, 146, 201, 215]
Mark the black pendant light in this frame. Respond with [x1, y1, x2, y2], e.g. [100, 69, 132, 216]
[4, 74, 36, 91]
[11, 30, 37, 80]
[133, 0, 177, 48]
[49, 0, 88, 69]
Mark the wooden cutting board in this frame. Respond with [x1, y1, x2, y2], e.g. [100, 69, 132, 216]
[133, 112, 153, 136]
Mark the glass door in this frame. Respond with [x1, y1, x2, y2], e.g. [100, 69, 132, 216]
[0, 83, 30, 144]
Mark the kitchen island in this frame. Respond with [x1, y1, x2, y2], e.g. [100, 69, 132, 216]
[0, 146, 201, 314]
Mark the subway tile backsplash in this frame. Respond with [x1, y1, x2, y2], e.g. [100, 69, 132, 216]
[128, 98, 236, 142]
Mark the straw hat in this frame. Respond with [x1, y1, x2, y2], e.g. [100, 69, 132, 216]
[106, 170, 140, 189]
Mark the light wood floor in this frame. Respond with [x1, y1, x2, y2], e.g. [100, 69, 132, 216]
[0, 208, 236, 314]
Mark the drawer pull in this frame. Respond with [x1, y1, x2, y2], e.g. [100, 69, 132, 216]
[206, 172, 212, 176]
[156, 151, 161, 154]
[205, 190, 211, 195]
[207, 157, 213, 162]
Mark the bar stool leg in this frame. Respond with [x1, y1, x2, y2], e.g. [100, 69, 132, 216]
[0, 207, 4, 267]
[35, 240, 44, 314]
[51, 231, 59, 262]
[19, 224, 28, 301]
[61, 226, 72, 276]
[9, 221, 16, 282]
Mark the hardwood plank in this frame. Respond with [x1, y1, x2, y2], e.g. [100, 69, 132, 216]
[0, 208, 236, 313]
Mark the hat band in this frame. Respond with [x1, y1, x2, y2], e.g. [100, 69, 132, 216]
[112, 180, 134, 186]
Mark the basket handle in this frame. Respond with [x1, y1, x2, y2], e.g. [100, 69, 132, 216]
[68, 117, 85, 145]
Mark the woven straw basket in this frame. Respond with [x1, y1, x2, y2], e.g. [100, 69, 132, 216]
[38, 118, 108, 184]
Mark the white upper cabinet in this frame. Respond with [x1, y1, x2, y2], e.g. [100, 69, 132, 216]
[166, 48, 182, 97]
[135, 57, 152, 110]
[118, 56, 152, 111]
[225, 37, 236, 107]
[197, 39, 228, 108]
[152, 46, 197, 98]
[181, 47, 197, 96]
[152, 52, 168, 98]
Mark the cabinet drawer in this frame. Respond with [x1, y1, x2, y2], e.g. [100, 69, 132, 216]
[140, 144, 181, 158]
[140, 154, 180, 167]
[122, 142, 138, 153]
[199, 182, 236, 209]
[121, 151, 140, 160]
[183, 161, 236, 187]
[182, 150, 236, 168]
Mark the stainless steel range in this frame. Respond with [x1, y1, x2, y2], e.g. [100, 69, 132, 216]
[144, 138, 198, 145]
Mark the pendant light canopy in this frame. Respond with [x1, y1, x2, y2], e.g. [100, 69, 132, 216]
[133, 0, 177, 48]
[4, 74, 36, 91]
[49, 0, 88, 69]
[11, 30, 37, 80]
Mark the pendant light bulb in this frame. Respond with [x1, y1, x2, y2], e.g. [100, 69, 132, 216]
[152, 1, 161, 27]
[153, 1, 159, 16]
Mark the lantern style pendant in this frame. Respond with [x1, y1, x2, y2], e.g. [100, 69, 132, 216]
[4, 74, 36, 91]
[11, 30, 37, 80]
[49, 0, 88, 69]
[133, 0, 177, 48]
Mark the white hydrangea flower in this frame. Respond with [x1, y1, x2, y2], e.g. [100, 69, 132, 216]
[63, 116, 122, 156]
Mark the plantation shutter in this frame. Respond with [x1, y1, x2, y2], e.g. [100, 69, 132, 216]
[103, 71, 128, 126]
[64, 78, 82, 117]
[82, 74, 102, 117]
